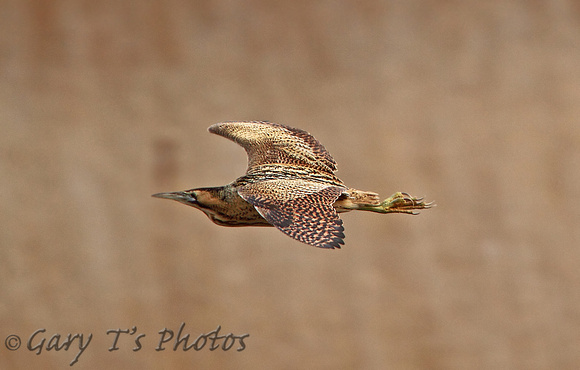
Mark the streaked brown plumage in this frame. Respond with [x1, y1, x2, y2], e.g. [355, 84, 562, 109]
[153, 121, 432, 249]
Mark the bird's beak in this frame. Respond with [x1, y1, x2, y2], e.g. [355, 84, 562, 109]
[152, 191, 195, 205]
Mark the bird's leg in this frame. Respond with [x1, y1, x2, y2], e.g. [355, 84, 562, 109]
[359, 192, 434, 214]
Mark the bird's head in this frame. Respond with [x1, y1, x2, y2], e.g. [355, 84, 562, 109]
[152, 187, 225, 211]
[152, 186, 249, 227]
[152, 189, 199, 207]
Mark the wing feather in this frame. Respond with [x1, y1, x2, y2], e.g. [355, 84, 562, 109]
[208, 121, 337, 174]
[237, 180, 346, 249]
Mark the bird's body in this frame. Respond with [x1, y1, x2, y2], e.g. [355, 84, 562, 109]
[153, 121, 432, 249]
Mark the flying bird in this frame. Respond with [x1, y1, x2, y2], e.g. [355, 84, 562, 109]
[153, 121, 432, 249]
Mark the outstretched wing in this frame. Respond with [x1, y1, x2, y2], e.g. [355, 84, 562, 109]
[208, 121, 338, 174]
[237, 180, 347, 249]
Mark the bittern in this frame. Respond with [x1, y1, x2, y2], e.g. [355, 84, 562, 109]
[153, 121, 432, 249]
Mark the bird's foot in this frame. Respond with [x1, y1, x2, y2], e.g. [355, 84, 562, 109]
[371, 192, 434, 214]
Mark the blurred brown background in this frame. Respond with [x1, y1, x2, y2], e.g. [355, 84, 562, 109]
[1, 1, 579, 369]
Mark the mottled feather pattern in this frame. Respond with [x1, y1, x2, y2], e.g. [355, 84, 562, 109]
[235, 164, 344, 188]
[238, 182, 346, 249]
[209, 121, 337, 173]
[237, 178, 346, 201]
[277, 123, 337, 172]
[280, 187, 345, 249]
